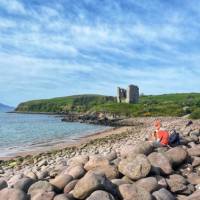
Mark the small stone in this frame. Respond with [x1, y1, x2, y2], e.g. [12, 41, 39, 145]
[37, 159, 48, 167]
[25, 171, 38, 180]
[155, 176, 168, 188]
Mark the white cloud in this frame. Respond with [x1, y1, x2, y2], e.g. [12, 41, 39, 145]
[0, 0, 26, 14]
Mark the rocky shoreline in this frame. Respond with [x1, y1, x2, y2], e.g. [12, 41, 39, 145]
[0, 117, 200, 200]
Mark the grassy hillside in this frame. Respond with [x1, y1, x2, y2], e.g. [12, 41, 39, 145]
[15, 93, 200, 119]
[15, 95, 116, 113]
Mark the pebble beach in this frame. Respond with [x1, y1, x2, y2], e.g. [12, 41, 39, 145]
[0, 117, 200, 200]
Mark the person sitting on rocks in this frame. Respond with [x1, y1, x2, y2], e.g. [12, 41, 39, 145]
[151, 120, 169, 147]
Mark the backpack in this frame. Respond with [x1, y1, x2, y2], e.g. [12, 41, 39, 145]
[169, 130, 180, 146]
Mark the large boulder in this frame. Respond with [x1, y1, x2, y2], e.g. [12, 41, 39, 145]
[165, 147, 188, 166]
[31, 191, 55, 200]
[50, 174, 73, 191]
[28, 180, 54, 198]
[186, 190, 200, 200]
[73, 171, 115, 199]
[152, 188, 175, 200]
[0, 178, 7, 190]
[166, 174, 187, 193]
[148, 152, 173, 175]
[118, 184, 152, 200]
[187, 146, 200, 156]
[64, 165, 85, 179]
[136, 177, 159, 193]
[0, 188, 29, 200]
[187, 173, 200, 185]
[120, 142, 153, 159]
[14, 177, 35, 193]
[118, 154, 151, 180]
[84, 156, 119, 179]
[54, 194, 71, 200]
[67, 155, 89, 166]
[191, 156, 200, 167]
[86, 190, 115, 200]
[64, 180, 78, 194]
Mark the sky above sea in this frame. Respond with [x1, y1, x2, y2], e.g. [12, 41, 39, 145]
[0, 0, 200, 106]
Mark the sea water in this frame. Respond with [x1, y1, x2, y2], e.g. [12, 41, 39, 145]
[0, 113, 109, 157]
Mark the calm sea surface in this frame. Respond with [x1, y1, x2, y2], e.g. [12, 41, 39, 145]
[0, 113, 109, 157]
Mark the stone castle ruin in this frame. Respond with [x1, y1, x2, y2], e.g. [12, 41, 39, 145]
[117, 84, 139, 104]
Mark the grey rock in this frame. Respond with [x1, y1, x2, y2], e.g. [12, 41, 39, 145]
[14, 177, 35, 193]
[28, 180, 54, 198]
[148, 152, 173, 175]
[64, 180, 78, 194]
[0, 178, 7, 190]
[136, 177, 159, 193]
[32, 191, 55, 200]
[152, 188, 175, 200]
[118, 154, 151, 180]
[165, 147, 187, 166]
[187, 146, 200, 156]
[65, 165, 85, 179]
[54, 194, 71, 200]
[50, 174, 73, 191]
[73, 171, 115, 199]
[166, 174, 187, 193]
[0, 188, 29, 200]
[118, 183, 152, 200]
[86, 190, 115, 200]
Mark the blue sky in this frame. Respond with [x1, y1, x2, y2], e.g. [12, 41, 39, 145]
[1, 0, 200, 106]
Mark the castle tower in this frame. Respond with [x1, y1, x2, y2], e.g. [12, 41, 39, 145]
[126, 85, 139, 103]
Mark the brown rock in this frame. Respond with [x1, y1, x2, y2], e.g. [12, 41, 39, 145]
[84, 156, 119, 179]
[86, 190, 115, 200]
[152, 188, 175, 200]
[187, 146, 200, 156]
[118, 184, 152, 200]
[0, 188, 29, 200]
[14, 177, 35, 193]
[118, 154, 151, 180]
[165, 147, 187, 166]
[64, 180, 78, 194]
[148, 152, 173, 175]
[166, 174, 187, 193]
[120, 142, 153, 159]
[73, 171, 115, 199]
[187, 173, 200, 185]
[136, 177, 159, 193]
[32, 191, 55, 200]
[50, 174, 73, 190]
[65, 165, 85, 179]
[54, 194, 71, 200]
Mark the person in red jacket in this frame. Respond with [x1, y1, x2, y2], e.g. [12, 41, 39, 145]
[152, 120, 169, 147]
